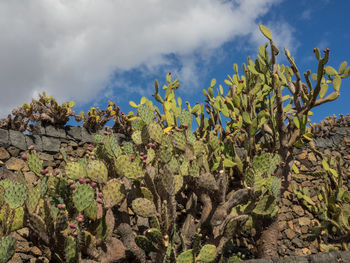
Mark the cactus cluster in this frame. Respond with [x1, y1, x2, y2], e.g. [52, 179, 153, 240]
[0, 24, 349, 262]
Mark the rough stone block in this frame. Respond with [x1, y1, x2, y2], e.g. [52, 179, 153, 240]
[25, 135, 43, 152]
[42, 136, 61, 152]
[45, 125, 66, 138]
[0, 128, 9, 146]
[66, 125, 82, 141]
[9, 130, 27, 150]
[81, 127, 94, 143]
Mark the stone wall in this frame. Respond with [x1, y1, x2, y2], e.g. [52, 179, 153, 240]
[0, 122, 349, 262]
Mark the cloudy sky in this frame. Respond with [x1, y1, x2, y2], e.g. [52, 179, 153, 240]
[1, 0, 349, 125]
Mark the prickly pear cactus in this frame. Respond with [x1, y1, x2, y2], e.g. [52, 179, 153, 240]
[4, 182, 27, 209]
[72, 184, 94, 212]
[0, 236, 16, 263]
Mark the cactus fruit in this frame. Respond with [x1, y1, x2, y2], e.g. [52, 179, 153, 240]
[0, 236, 16, 263]
[132, 198, 157, 217]
[72, 184, 94, 212]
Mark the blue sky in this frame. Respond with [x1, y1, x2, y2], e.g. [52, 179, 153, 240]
[0, 0, 349, 127]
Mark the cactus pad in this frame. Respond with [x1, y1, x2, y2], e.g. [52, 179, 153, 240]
[145, 228, 163, 245]
[64, 236, 77, 263]
[72, 184, 94, 212]
[138, 104, 153, 124]
[28, 151, 43, 176]
[197, 244, 217, 262]
[87, 160, 108, 183]
[65, 162, 86, 180]
[132, 198, 157, 217]
[147, 122, 163, 144]
[0, 236, 16, 263]
[172, 131, 186, 151]
[102, 179, 125, 208]
[179, 109, 192, 128]
[176, 250, 194, 263]
[132, 130, 143, 145]
[135, 235, 158, 252]
[5, 182, 27, 209]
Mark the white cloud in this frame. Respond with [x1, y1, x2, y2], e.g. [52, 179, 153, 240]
[0, 0, 290, 117]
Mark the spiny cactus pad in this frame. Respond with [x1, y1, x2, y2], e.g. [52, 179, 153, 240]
[132, 198, 157, 217]
[65, 162, 86, 180]
[87, 160, 108, 183]
[102, 179, 125, 208]
[64, 235, 78, 263]
[177, 249, 195, 263]
[72, 184, 95, 212]
[135, 235, 158, 252]
[147, 122, 163, 144]
[28, 151, 43, 176]
[197, 244, 217, 262]
[5, 182, 27, 209]
[0, 236, 16, 263]
[138, 104, 153, 124]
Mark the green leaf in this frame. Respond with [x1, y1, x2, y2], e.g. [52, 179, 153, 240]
[259, 25, 272, 41]
[325, 66, 338, 76]
[332, 75, 341, 92]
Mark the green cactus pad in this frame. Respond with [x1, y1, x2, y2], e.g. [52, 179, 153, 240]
[102, 179, 125, 208]
[28, 151, 43, 176]
[65, 162, 86, 180]
[179, 109, 192, 128]
[87, 160, 108, 183]
[104, 135, 122, 158]
[135, 235, 158, 252]
[209, 134, 220, 151]
[244, 168, 255, 187]
[160, 148, 172, 163]
[145, 228, 163, 245]
[180, 160, 189, 176]
[94, 134, 104, 145]
[115, 155, 143, 179]
[132, 118, 146, 131]
[141, 187, 154, 202]
[0, 185, 4, 207]
[0, 236, 16, 263]
[131, 198, 157, 217]
[174, 174, 183, 194]
[168, 157, 179, 174]
[149, 216, 161, 230]
[147, 122, 163, 144]
[132, 130, 143, 145]
[72, 184, 94, 212]
[253, 195, 278, 217]
[5, 182, 27, 209]
[138, 104, 153, 124]
[146, 148, 156, 164]
[172, 131, 186, 151]
[188, 161, 200, 177]
[177, 249, 195, 263]
[197, 244, 217, 262]
[64, 236, 78, 263]
[122, 141, 134, 154]
[193, 141, 205, 156]
[55, 209, 68, 232]
[9, 207, 25, 232]
[84, 202, 98, 220]
[186, 131, 197, 144]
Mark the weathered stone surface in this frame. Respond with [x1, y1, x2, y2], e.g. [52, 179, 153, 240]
[25, 135, 43, 152]
[298, 217, 311, 226]
[45, 125, 66, 138]
[7, 146, 20, 157]
[9, 130, 27, 150]
[5, 157, 26, 171]
[8, 253, 23, 263]
[81, 127, 94, 142]
[66, 125, 82, 141]
[0, 128, 9, 146]
[42, 136, 61, 152]
[98, 238, 126, 263]
[284, 229, 296, 240]
[0, 147, 10, 160]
